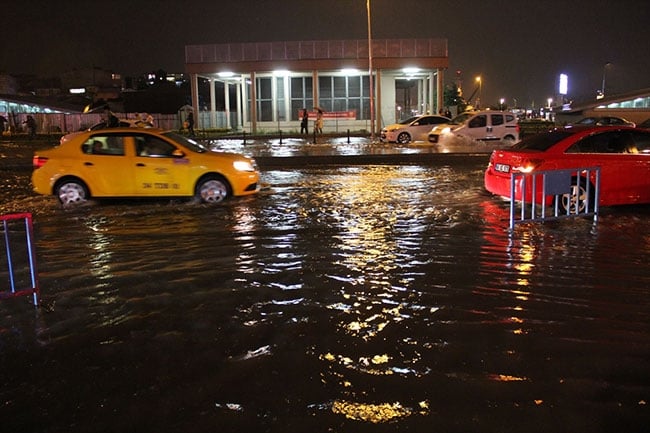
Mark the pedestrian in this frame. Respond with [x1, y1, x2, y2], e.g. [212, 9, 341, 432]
[315, 109, 323, 134]
[186, 111, 195, 136]
[300, 109, 309, 135]
[24, 115, 37, 139]
[104, 106, 119, 127]
[0, 115, 6, 135]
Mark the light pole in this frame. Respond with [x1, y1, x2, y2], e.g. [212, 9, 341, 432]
[366, 0, 375, 141]
[475, 76, 482, 109]
[601, 62, 612, 98]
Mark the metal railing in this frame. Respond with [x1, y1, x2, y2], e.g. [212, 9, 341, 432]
[509, 167, 601, 230]
[1, 213, 39, 306]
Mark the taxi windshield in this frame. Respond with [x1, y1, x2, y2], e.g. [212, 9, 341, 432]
[163, 132, 209, 153]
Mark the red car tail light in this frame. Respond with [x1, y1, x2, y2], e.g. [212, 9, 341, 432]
[513, 158, 544, 173]
[32, 155, 48, 169]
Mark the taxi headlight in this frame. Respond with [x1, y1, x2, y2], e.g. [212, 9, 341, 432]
[441, 126, 452, 135]
[233, 160, 255, 172]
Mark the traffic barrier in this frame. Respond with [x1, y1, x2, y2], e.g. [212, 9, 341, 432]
[1, 213, 39, 306]
[509, 167, 601, 230]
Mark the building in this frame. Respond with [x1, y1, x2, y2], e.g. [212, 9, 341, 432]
[555, 88, 650, 125]
[184, 38, 449, 134]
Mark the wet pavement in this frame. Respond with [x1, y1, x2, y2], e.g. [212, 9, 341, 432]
[1, 136, 649, 433]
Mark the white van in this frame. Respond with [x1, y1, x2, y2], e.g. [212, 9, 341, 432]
[428, 110, 519, 144]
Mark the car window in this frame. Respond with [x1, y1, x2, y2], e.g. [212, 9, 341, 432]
[566, 131, 634, 154]
[468, 115, 487, 128]
[491, 114, 504, 126]
[399, 116, 419, 125]
[450, 113, 472, 125]
[81, 135, 125, 156]
[512, 130, 573, 151]
[630, 131, 650, 153]
[135, 135, 177, 157]
[505, 114, 516, 123]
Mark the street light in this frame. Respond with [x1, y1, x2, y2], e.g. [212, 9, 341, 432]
[475, 76, 482, 108]
[600, 62, 612, 98]
[366, 0, 375, 141]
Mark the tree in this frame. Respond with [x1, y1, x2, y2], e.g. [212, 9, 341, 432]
[444, 83, 468, 113]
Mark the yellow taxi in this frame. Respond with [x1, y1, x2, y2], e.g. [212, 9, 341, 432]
[32, 128, 260, 205]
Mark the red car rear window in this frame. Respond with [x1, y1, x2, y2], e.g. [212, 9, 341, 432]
[512, 130, 573, 151]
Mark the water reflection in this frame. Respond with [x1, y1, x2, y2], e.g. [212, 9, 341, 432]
[1, 162, 649, 432]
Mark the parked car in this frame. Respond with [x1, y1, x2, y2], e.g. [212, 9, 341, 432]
[484, 125, 650, 212]
[32, 128, 260, 205]
[381, 115, 450, 144]
[573, 116, 635, 127]
[636, 118, 650, 129]
[428, 110, 519, 144]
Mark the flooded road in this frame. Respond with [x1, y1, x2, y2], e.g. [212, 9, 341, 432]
[1, 150, 649, 432]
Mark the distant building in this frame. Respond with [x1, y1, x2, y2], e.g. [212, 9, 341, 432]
[185, 38, 449, 133]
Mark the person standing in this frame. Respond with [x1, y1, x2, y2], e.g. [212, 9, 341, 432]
[186, 111, 195, 136]
[315, 109, 323, 134]
[300, 109, 309, 135]
[24, 115, 37, 139]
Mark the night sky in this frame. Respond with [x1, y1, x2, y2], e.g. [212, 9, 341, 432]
[3, 0, 649, 108]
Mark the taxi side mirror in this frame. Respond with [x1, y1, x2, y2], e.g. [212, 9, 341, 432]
[172, 149, 185, 158]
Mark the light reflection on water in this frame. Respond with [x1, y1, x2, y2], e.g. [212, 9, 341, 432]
[1, 163, 649, 432]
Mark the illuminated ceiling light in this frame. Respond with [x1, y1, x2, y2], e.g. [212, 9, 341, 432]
[402, 67, 420, 74]
[273, 70, 290, 76]
[341, 68, 360, 75]
[218, 72, 234, 78]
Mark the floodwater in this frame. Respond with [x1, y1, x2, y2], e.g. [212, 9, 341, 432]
[0, 140, 649, 433]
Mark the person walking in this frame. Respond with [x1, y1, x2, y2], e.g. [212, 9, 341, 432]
[300, 109, 309, 135]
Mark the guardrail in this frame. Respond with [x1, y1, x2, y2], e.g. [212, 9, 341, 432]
[1, 213, 39, 306]
[509, 167, 601, 230]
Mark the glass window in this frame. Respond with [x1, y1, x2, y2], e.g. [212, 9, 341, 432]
[333, 77, 347, 98]
[469, 115, 487, 128]
[82, 135, 125, 156]
[491, 114, 504, 126]
[348, 76, 361, 97]
[566, 131, 631, 154]
[515, 131, 572, 151]
[135, 135, 177, 157]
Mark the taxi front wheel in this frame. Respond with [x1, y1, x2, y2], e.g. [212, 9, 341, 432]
[196, 176, 230, 203]
[55, 179, 89, 205]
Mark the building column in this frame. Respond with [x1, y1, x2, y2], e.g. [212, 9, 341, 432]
[190, 73, 200, 129]
[250, 72, 257, 134]
[428, 71, 435, 114]
[224, 82, 231, 130]
[312, 70, 319, 108]
[236, 80, 243, 130]
[375, 69, 381, 131]
[284, 75, 291, 122]
[210, 79, 217, 128]
[437, 68, 444, 113]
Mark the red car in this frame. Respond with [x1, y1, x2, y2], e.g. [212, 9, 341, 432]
[484, 125, 650, 211]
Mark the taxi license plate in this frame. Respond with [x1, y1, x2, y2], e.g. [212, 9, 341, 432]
[495, 163, 510, 173]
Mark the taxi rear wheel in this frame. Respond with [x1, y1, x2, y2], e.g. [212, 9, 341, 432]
[55, 179, 89, 205]
[196, 176, 230, 203]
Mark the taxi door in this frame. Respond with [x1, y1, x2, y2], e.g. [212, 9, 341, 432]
[77, 134, 135, 196]
[132, 134, 193, 196]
